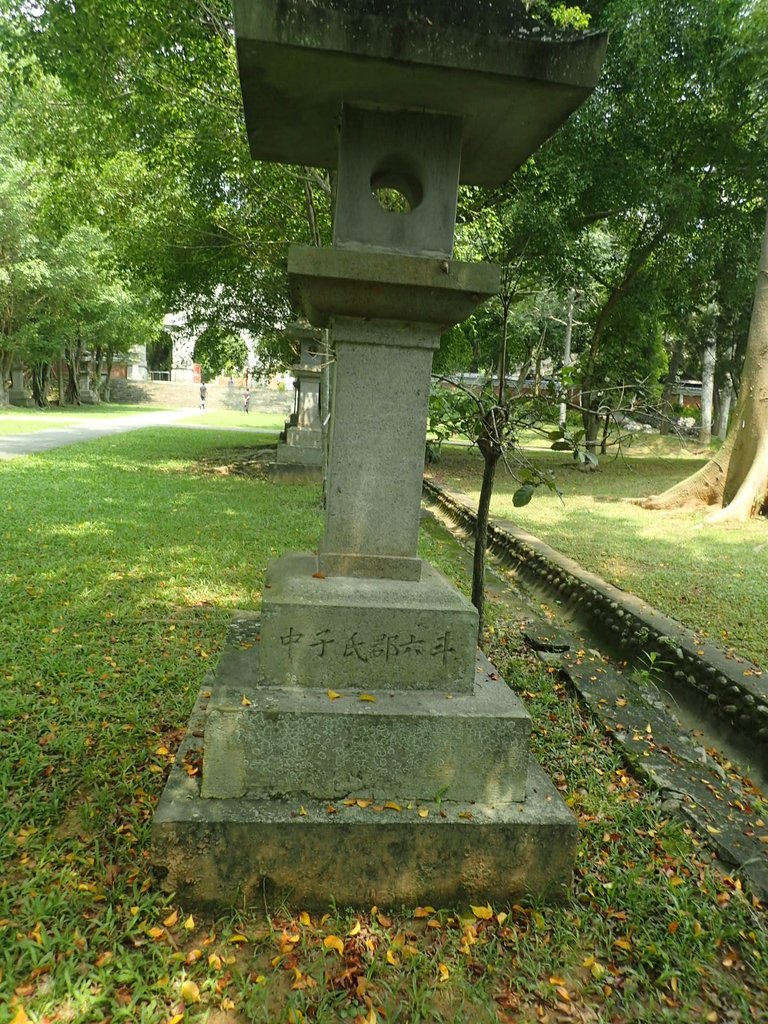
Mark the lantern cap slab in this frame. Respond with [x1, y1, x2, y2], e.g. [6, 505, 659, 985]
[288, 246, 500, 329]
[233, 0, 607, 185]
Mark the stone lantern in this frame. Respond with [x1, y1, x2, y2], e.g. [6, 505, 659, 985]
[153, 0, 607, 908]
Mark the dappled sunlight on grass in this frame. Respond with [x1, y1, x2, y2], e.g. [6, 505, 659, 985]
[2, 428, 767, 1023]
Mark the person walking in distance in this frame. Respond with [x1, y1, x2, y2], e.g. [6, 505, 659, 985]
[243, 388, 250, 414]
[199, 381, 207, 410]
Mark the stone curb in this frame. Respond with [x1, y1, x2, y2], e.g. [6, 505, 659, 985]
[422, 477, 767, 777]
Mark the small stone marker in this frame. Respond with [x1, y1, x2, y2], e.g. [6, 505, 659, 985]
[152, 0, 607, 908]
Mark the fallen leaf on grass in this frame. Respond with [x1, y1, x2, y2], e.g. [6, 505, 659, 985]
[163, 910, 179, 928]
[358, 694, 377, 703]
[413, 906, 436, 918]
[180, 979, 201, 1003]
[323, 935, 344, 955]
[470, 903, 493, 920]
[328, 690, 343, 701]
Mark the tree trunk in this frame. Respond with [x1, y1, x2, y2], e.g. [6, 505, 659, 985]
[65, 340, 83, 405]
[0, 349, 12, 407]
[57, 353, 66, 406]
[583, 397, 602, 453]
[714, 371, 734, 440]
[600, 410, 612, 455]
[699, 334, 716, 445]
[660, 336, 684, 435]
[559, 289, 576, 428]
[31, 362, 51, 408]
[641, 209, 768, 522]
[472, 447, 500, 644]
[101, 349, 115, 401]
[472, 406, 506, 644]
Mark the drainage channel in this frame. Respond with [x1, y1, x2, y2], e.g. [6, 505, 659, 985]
[422, 478, 768, 899]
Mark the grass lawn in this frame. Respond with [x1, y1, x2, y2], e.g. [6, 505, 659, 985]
[428, 437, 768, 670]
[0, 405, 174, 436]
[177, 410, 287, 431]
[2, 429, 766, 1023]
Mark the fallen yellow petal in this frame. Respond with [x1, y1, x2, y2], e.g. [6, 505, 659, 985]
[327, 689, 343, 701]
[358, 693, 377, 702]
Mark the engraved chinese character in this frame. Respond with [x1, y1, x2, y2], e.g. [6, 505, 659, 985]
[343, 631, 368, 662]
[431, 629, 456, 666]
[280, 626, 303, 659]
[371, 634, 400, 661]
[309, 628, 335, 657]
[400, 634, 425, 656]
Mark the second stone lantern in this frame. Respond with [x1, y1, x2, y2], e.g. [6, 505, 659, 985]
[153, 0, 607, 907]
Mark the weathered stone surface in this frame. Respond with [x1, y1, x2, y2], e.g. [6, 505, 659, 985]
[289, 247, 499, 328]
[333, 105, 462, 259]
[275, 440, 323, 465]
[154, 744, 576, 910]
[233, 0, 607, 185]
[268, 462, 323, 484]
[320, 321, 436, 579]
[259, 553, 478, 691]
[201, 642, 530, 803]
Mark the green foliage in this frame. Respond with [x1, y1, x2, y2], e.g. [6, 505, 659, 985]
[193, 326, 248, 382]
[550, 4, 591, 30]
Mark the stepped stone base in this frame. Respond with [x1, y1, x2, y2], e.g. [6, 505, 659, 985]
[285, 426, 322, 449]
[201, 623, 530, 803]
[154, 764, 575, 910]
[268, 462, 323, 484]
[151, 613, 577, 909]
[274, 442, 323, 466]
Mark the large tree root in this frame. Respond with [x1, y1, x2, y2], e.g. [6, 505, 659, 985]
[637, 443, 732, 512]
[704, 440, 768, 524]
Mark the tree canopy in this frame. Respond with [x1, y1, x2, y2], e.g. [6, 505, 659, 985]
[1, 0, 766, 493]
